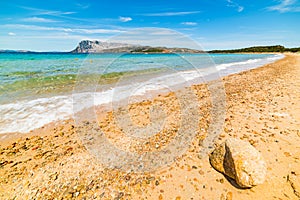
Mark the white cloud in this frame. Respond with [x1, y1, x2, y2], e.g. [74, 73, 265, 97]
[143, 11, 201, 16]
[119, 16, 132, 22]
[181, 22, 198, 26]
[19, 6, 76, 16]
[74, 28, 124, 34]
[75, 3, 90, 9]
[237, 6, 244, 12]
[22, 17, 58, 23]
[267, 0, 300, 13]
[3, 24, 124, 34]
[226, 0, 244, 12]
[149, 30, 179, 35]
[8, 32, 16, 36]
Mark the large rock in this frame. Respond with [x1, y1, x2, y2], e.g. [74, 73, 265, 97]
[209, 138, 266, 188]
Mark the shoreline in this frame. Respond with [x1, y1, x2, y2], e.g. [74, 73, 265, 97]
[0, 53, 283, 135]
[0, 53, 299, 199]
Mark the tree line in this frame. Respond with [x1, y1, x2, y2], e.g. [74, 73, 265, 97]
[209, 45, 300, 53]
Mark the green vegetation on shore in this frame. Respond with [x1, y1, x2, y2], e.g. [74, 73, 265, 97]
[208, 45, 300, 53]
[131, 47, 165, 53]
[131, 45, 300, 54]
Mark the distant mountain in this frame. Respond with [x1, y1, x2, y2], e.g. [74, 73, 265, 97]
[208, 45, 300, 53]
[71, 40, 138, 53]
[70, 40, 204, 53]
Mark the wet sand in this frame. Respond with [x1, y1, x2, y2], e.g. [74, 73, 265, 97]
[0, 53, 299, 199]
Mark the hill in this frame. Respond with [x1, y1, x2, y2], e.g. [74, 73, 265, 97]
[70, 40, 204, 53]
[208, 45, 300, 53]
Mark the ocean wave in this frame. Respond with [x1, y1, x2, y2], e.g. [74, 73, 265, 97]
[216, 54, 284, 71]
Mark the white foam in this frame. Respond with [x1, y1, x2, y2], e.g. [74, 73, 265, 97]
[216, 54, 284, 71]
[0, 96, 73, 133]
[216, 59, 261, 71]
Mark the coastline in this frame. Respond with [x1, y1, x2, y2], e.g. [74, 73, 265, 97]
[0, 53, 300, 199]
[0, 53, 283, 134]
[0, 53, 283, 143]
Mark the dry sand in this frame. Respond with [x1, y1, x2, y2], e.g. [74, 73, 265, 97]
[0, 53, 299, 199]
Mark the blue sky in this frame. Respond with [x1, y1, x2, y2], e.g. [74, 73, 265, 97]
[0, 0, 299, 51]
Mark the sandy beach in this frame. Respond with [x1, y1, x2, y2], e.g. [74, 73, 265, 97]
[0, 53, 299, 199]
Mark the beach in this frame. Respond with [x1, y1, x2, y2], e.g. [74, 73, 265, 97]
[0, 53, 299, 199]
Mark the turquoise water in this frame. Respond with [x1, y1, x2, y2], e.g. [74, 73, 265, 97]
[0, 53, 278, 100]
[0, 52, 283, 133]
[0, 53, 276, 85]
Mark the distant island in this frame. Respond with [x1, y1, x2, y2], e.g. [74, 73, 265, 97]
[70, 41, 300, 53]
[1, 41, 299, 54]
[70, 40, 204, 53]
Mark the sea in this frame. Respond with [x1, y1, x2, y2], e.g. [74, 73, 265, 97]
[0, 52, 284, 134]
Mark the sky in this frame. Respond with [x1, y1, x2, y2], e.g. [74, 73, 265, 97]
[0, 0, 299, 51]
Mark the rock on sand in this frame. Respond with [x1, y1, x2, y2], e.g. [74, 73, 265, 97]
[209, 138, 266, 188]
